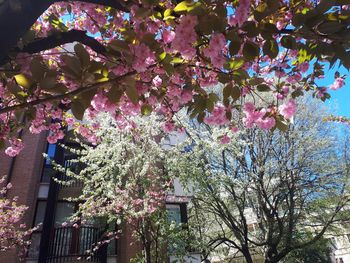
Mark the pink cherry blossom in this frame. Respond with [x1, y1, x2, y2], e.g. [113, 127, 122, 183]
[278, 99, 297, 119]
[204, 104, 229, 125]
[228, 0, 251, 27]
[5, 138, 24, 157]
[220, 134, 231, 144]
[329, 77, 345, 90]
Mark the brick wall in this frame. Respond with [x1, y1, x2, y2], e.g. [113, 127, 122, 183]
[0, 132, 47, 263]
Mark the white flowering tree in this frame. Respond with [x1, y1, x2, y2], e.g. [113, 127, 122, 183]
[55, 113, 192, 263]
[167, 98, 350, 263]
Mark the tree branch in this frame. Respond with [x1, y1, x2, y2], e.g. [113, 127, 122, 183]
[69, 0, 130, 12]
[0, 69, 136, 115]
[16, 30, 108, 56]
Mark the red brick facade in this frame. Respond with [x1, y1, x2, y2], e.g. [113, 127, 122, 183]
[0, 133, 140, 263]
[0, 132, 47, 263]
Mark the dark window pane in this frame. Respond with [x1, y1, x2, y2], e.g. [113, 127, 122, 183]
[45, 144, 57, 165]
[166, 204, 181, 224]
[34, 201, 47, 228]
[28, 232, 41, 258]
[54, 202, 75, 225]
[107, 239, 117, 255]
[41, 166, 56, 183]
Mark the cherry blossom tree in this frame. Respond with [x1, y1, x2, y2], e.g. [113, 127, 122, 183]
[0, 176, 33, 256]
[0, 0, 350, 155]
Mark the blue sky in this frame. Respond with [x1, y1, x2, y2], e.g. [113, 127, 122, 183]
[317, 64, 350, 117]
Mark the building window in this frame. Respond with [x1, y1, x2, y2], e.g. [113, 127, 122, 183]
[41, 143, 57, 183]
[33, 200, 47, 229]
[54, 202, 75, 225]
[167, 204, 182, 224]
[27, 232, 41, 258]
[166, 203, 188, 253]
[27, 201, 47, 258]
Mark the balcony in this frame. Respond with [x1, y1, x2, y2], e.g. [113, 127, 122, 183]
[57, 159, 84, 199]
[46, 225, 106, 263]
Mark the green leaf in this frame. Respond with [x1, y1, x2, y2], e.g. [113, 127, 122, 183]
[141, 104, 153, 116]
[257, 84, 271, 92]
[229, 37, 241, 56]
[40, 76, 57, 90]
[158, 52, 167, 61]
[124, 77, 138, 104]
[109, 40, 130, 53]
[170, 57, 184, 64]
[297, 49, 312, 64]
[164, 8, 172, 18]
[218, 73, 233, 84]
[135, 7, 151, 18]
[242, 41, 260, 61]
[7, 82, 20, 95]
[226, 59, 244, 70]
[61, 55, 82, 78]
[53, 84, 68, 94]
[48, 14, 68, 31]
[291, 89, 304, 98]
[317, 21, 345, 34]
[30, 57, 46, 81]
[223, 83, 240, 102]
[74, 44, 90, 68]
[80, 88, 97, 108]
[0, 139, 5, 150]
[241, 21, 259, 38]
[263, 39, 279, 59]
[174, 1, 201, 13]
[107, 85, 123, 103]
[281, 35, 296, 49]
[14, 74, 32, 89]
[71, 100, 86, 120]
[276, 117, 288, 132]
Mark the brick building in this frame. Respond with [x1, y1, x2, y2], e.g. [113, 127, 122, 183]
[0, 131, 200, 263]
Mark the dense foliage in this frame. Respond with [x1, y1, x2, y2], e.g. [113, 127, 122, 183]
[0, 176, 34, 254]
[52, 114, 191, 263]
[168, 98, 350, 263]
[0, 0, 350, 155]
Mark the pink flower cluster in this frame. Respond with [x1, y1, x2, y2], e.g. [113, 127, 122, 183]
[162, 30, 175, 44]
[330, 77, 345, 90]
[47, 123, 65, 144]
[243, 102, 275, 129]
[5, 138, 24, 157]
[220, 134, 231, 144]
[228, 0, 251, 27]
[129, 43, 156, 72]
[278, 99, 297, 119]
[204, 104, 229, 125]
[172, 15, 198, 59]
[76, 125, 99, 145]
[203, 33, 226, 68]
[0, 176, 33, 253]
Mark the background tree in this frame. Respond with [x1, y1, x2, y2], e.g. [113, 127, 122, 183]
[283, 235, 332, 263]
[0, 176, 35, 256]
[168, 98, 350, 263]
[0, 0, 350, 155]
[52, 113, 191, 263]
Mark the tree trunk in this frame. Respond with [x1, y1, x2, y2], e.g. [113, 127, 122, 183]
[0, 0, 53, 64]
[144, 241, 152, 263]
[242, 246, 254, 263]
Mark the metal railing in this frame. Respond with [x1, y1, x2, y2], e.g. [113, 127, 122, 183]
[47, 225, 104, 263]
[57, 159, 84, 189]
